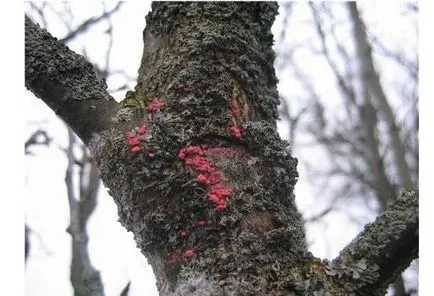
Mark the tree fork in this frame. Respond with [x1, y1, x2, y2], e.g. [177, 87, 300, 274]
[25, 3, 419, 295]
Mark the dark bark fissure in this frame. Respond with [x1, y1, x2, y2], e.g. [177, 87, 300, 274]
[25, 2, 419, 296]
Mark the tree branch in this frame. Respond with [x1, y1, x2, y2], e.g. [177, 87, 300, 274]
[25, 129, 52, 154]
[330, 188, 418, 295]
[25, 16, 119, 144]
[60, 2, 124, 43]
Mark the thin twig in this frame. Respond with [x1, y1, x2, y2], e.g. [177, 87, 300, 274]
[60, 2, 124, 43]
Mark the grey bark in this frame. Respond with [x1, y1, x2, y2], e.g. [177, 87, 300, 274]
[25, 15, 119, 144]
[25, 3, 419, 295]
[331, 189, 418, 295]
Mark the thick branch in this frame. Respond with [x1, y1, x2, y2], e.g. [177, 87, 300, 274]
[331, 189, 418, 295]
[25, 16, 119, 144]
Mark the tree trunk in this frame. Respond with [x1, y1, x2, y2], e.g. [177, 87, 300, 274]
[25, 3, 418, 295]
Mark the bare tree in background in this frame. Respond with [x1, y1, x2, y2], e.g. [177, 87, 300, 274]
[65, 128, 104, 296]
[25, 3, 131, 295]
[25, 2, 418, 295]
[276, 2, 418, 295]
[25, 129, 52, 263]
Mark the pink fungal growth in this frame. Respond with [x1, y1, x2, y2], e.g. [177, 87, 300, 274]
[125, 124, 149, 154]
[230, 99, 241, 120]
[179, 230, 189, 238]
[197, 220, 206, 226]
[197, 174, 211, 186]
[216, 203, 227, 212]
[178, 145, 237, 212]
[168, 253, 181, 265]
[147, 99, 166, 113]
[184, 249, 195, 258]
[128, 137, 141, 147]
[148, 152, 156, 158]
[131, 146, 141, 153]
[227, 98, 244, 140]
[228, 126, 242, 140]
[138, 126, 148, 135]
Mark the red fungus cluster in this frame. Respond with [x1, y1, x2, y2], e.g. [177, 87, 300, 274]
[227, 98, 244, 140]
[197, 220, 206, 226]
[183, 249, 195, 258]
[127, 96, 251, 265]
[179, 230, 189, 238]
[230, 99, 241, 119]
[126, 124, 156, 158]
[147, 99, 166, 113]
[167, 248, 196, 265]
[168, 253, 181, 265]
[178, 145, 234, 212]
[228, 126, 242, 140]
[126, 124, 147, 153]
[167, 146, 250, 265]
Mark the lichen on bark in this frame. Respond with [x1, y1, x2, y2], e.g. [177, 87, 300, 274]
[88, 2, 310, 295]
[26, 2, 419, 295]
[25, 16, 119, 143]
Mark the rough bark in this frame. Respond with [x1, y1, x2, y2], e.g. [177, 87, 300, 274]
[330, 189, 418, 296]
[25, 15, 119, 144]
[25, 2, 419, 295]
